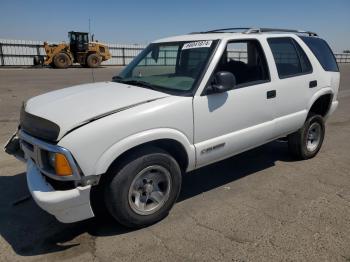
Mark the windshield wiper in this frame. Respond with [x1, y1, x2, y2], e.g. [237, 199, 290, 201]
[112, 75, 123, 82]
[118, 79, 157, 90]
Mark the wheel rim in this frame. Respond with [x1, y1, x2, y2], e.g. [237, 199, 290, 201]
[306, 122, 322, 152]
[128, 165, 171, 216]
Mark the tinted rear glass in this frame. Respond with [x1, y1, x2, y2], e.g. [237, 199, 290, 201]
[300, 36, 339, 72]
[293, 40, 312, 73]
[268, 38, 304, 78]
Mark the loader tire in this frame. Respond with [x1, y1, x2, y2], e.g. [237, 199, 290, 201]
[86, 53, 101, 68]
[33, 56, 41, 66]
[53, 53, 71, 69]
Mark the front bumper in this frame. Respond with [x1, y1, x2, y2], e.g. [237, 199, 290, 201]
[5, 130, 96, 223]
[26, 158, 94, 223]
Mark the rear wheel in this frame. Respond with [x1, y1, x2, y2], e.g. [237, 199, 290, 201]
[105, 147, 182, 228]
[288, 114, 325, 160]
[53, 53, 71, 69]
[33, 56, 43, 66]
[86, 53, 101, 68]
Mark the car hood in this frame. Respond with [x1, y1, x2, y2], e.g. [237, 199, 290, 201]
[24, 81, 169, 140]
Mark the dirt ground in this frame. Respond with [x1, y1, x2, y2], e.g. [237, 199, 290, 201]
[0, 65, 350, 262]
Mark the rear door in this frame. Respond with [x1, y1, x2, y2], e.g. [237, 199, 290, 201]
[266, 37, 315, 137]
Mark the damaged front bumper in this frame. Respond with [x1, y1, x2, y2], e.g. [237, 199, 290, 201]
[4, 131, 25, 162]
[4, 130, 95, 223]
[26, 158, 94, 223]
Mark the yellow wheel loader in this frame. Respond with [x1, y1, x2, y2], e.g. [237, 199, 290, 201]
[34, 31, 111, 69]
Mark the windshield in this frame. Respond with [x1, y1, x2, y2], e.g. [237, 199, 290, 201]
[114, 40, 218, 95]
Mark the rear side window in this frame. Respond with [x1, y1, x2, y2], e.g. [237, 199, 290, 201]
[268, 38, 312, 78]
[294, 41, 313, 73]
[300, 36, 339, 72]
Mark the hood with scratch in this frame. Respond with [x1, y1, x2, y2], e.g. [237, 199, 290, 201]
[24, 81, 169, 140]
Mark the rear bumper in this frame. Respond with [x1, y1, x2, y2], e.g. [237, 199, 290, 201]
[26, 159, 94, 223]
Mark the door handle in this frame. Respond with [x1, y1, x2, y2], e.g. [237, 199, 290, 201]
[309, 80, 317, 88]
[266, 90, 276, 99]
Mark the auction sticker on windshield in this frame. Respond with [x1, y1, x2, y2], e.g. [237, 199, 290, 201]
[182, 40, 212, 50]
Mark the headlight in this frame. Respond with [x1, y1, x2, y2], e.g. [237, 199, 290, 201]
[47, 152, 73, 176]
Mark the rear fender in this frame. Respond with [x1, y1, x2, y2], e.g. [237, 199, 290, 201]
[307, 87, 334, 113]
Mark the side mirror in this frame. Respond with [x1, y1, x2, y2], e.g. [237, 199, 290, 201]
[208, 71, 236, 94]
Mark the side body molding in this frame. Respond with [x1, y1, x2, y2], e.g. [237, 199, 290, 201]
[94, 128, 196, 175]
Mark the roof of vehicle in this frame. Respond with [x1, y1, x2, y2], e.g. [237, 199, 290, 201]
[153, 27, 318, 43]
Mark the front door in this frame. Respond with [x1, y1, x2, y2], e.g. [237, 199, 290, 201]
[193, 39, 275, 167]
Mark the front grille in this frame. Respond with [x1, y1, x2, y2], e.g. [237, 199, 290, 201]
[21, 140, 34, 152]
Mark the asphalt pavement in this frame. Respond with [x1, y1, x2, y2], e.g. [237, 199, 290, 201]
[0, 65, 349, 262]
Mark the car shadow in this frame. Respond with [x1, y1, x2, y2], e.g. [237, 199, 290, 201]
[0, 140, 295, 256]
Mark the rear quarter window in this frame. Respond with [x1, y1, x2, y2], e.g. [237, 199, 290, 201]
[300, 36, 339, 72]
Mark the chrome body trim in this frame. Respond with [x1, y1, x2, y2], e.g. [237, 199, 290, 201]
[19, 130, 82, 181]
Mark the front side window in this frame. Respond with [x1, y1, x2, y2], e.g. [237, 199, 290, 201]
[214, 39, 270, 87]
[115, 40, 218, 95]
[268, 37, 312, 78]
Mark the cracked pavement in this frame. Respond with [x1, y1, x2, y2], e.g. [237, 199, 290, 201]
[0, 65, 350, 261]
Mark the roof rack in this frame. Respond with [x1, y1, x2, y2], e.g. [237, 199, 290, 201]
[190, 27, 318, 36]
[190, 28, 252, 34]
[246, 28, 318, 36]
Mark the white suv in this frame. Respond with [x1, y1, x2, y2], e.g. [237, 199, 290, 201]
[5, 28, 340, 228]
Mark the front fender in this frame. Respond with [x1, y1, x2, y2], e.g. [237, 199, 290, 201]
[94, 128, 196, 175]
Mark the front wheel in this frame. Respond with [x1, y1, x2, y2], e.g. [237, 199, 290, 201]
[53, 53, 71, 69]
[288, 114, 325, 160]
[86, 53, 101, 68]
[105, 147, 182, 228]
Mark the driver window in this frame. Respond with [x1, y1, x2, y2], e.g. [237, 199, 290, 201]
[216, 40, 270, 86]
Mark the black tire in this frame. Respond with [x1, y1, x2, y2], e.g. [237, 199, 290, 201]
[288, 114, 325, 160]
[86, 53, 101, 68]
[33, 56, 40, 66]
[53, 53, 71, 69]
[105, 147, 182, 228]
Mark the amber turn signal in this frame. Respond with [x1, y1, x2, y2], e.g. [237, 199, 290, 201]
[54, 153, 73, 176]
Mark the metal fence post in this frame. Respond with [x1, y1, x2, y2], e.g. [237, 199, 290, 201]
[164, 50, 167, 66]
[122, 48, 126, 66]
[36, 45, 41, 57]
[0, 43, 4, 66]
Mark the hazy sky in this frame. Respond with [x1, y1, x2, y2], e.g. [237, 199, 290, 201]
[0, 0, 349, 51]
